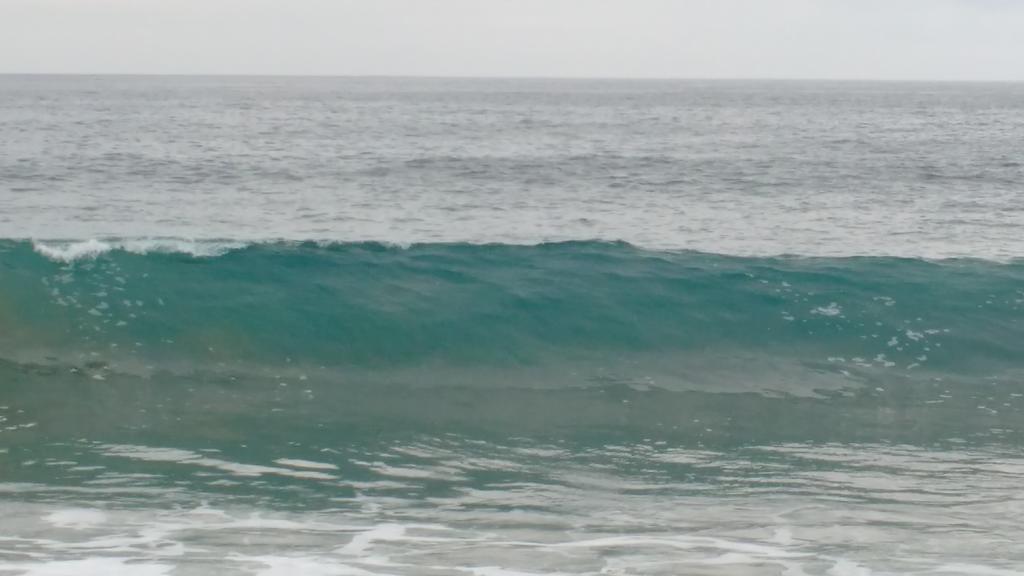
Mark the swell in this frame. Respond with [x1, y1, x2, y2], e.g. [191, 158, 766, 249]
[1, 239, 1023, 395]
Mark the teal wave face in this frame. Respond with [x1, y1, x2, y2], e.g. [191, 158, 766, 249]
[2, 240, 1023, 396]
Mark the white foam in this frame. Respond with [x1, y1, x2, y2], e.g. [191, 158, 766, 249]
[771, 527, 795, 546]
[33, 239, 113, 262]
[99, 444, 337, 481]
[232, 555, 380, 576]
[811, 302, 843, 317]
[828, 559, 874, 576]
[44, 508, 108, 529]
[274, 458, 339, 471]
[364, 462, 465, 481]
[0, 558, 173, 576]
[336, 524, 407, 556]
[32, 238, 246, 263]
[462, 568, 572, 576]
[905, 329, 925, 342]
[934, 565, 1024, 576]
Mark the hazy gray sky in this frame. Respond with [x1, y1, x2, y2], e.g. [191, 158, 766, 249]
[1, 0, 1022, 80]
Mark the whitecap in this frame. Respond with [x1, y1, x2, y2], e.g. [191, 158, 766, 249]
[44, 508, 108, 529]
[32, 238, 248, 263]
[33, 239, 113, 262]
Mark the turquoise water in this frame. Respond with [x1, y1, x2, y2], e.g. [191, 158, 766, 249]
[2, 77, 1024, 575]
[4, 240, 1024, 396]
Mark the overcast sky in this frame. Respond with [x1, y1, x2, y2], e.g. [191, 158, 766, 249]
[1, 0, 1022, 80]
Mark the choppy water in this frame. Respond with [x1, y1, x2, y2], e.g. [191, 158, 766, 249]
[1, 76, 1024, 575]
[3, 76, 1024, 258]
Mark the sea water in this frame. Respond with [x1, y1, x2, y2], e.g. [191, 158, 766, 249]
[1, 76, 1023, 575]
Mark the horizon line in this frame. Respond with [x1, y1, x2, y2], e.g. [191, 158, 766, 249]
[2, 71, 1023, 85]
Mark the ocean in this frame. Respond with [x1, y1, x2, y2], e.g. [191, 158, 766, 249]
[1, 76, 1023, 575]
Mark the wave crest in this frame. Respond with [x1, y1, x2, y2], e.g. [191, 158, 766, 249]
[31, 238, 248, 262]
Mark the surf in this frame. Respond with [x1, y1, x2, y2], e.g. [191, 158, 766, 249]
[2, 239, 1022, 397]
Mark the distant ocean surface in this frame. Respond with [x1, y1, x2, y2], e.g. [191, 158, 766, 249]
[1, 76, 1023, 575]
